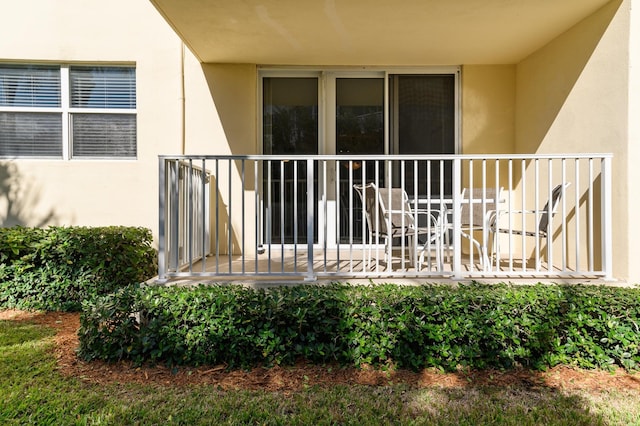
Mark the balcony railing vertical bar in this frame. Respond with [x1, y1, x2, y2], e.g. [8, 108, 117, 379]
[295, 160, 300, 274]
[187, 160, 193, 273]
[588, 159, 595, 271]
[519, 159, 525, 272]
[157, 158, 167, 282]
[494, 159, 500, 272]
[266, 160, 272, 274]
[240, 159, 246, 274]
[306, 158, 315, 281]
[374, 161, 381, 274]
[214, 159, 219, 274]
[169, 160, 179, 272]
[451, 157, 462, 279]
[546, 159, 553, 273]
[226, 160, 232, 273]
[480, 159, 487, 272]
[254, 160, 260, 274]
[574, 159, 580, 273]
[201, 159, 207, 274]
[361, 161, 368, 272]
[601, 156, 613, 280]
[320, 160, 326, 273]
[386, 160, 393, 272]
[561, 158, 567, 273]
[279, 160, 285, 274]
[157, 154, 613, 281]
[466, 159, 474, 271]
[335, 160, 342, 272]
[400, 160, 406, 271]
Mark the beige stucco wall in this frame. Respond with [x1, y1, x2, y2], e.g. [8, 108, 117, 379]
[515, 0, 631, 280]
[461, 65, 516, 155]
[0, 0, 186, 238]
[460, 65, 516, 188]
[628, 0, 640, 283]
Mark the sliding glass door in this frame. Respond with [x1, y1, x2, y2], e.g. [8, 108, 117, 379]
[261, 69, 458, 247]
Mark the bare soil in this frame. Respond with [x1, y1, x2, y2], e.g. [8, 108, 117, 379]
[3, 309, 640, 392]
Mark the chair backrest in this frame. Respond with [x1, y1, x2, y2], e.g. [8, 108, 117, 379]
[539, 183, 571, 232]
[353, 183, 415, 237]
[377, 186, 416, 230]
[460, 187, 503, 228]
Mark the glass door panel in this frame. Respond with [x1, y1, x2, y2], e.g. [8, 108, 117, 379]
[335, 78, 384, 244]
[390, 74, 455, 197]
[262, 77, 318, 244]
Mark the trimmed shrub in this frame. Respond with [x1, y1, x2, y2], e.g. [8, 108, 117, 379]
[0, 226, 157, 311]
[78, 283, 640, 372]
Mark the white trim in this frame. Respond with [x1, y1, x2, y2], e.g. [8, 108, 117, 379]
[258, 65, 460, 74]
[60, 66, 71, 160]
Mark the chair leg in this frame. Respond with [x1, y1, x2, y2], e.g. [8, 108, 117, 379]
[489, 230, 497, 270]
[383, 237, 390, 270]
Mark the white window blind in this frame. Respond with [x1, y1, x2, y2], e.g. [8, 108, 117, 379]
[70, 66, 136, 109]
[0, 112, 62, 157]
[0, 65, 63, 157]
[0, 65, 61, 107]
[72, 113, 136, 157]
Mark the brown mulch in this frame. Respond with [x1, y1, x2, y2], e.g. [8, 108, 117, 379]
[2, 309, 640, 393]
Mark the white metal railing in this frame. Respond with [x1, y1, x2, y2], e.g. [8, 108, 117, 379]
[157, 154, 613, 282]
[158, 159, 210, 276]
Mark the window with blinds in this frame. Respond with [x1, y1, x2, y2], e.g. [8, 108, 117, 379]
[0, 64, 136, 159]
[0, 65, 62, 158]
[70, 66, 136, 158]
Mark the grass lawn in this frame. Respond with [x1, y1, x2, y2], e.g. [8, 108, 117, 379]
[1, 315, 640, 425]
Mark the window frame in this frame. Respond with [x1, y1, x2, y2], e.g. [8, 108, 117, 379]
[257, 66, 461, 156]
[0, 63, 137, 160]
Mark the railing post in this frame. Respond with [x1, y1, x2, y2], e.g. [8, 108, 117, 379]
[306, 158, 316, 281]
[169, 160, 180, 271]
[157, 157, 167, 283]
[601, 156, 614, 280]
[451, 157, 463, 280]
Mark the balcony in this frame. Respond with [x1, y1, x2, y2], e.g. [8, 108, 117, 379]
[157, 154, 612, 282]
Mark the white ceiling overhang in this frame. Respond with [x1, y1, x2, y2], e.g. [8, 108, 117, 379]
[149, 0, 612, 65]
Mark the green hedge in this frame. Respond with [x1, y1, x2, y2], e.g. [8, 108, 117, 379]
[78, 283, 640, 372]
[0, 226, 157, 311]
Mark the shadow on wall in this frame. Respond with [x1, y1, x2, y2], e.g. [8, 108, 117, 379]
[209, 173, 241, 256]
[515, 0, 624, 155]
[198, 64, 257, 255]
[0, 162, 58, 227]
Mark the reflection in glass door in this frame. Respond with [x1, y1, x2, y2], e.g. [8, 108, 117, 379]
[335, 78, 385, 244]
[262, 77, 318, 244]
